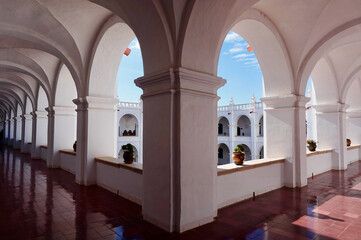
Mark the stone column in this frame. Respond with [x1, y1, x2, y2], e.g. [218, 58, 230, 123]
[31, 111, 48, 159]
[73, 97, 118, 185]
[135, 68, 225, 232]
[45, 106, 76, 168]
[20, 114, 32, 153]
[14, 116, 22, 149]
[261, 94, 309, 188]
[314, 104, 348, 170]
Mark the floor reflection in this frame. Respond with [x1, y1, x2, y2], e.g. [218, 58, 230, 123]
[0, 146, 361, 239]
[293, 195, 361, 239]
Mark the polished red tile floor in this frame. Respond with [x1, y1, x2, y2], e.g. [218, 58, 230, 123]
[1, 146, 361, 239]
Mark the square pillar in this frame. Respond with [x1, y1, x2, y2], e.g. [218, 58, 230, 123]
[261, 94, 309, 188]
[20, 114, 32, 153]
[8, 118, 14, 146]
[135, 68, 225, 232]
[4, 119, 8, 143]
[9, 117, 16, 147]
[14, 116, 22, 149]
[346, 111, 361, 145]
[314, 104, 348, 170]
[73, 97, 118, 185]
[31, 111, 48, 159]
[46, 106, 76, 168]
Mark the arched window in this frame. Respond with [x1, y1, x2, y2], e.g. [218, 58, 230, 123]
[258, 116, 263, 136]
[218, 124, 223, 135]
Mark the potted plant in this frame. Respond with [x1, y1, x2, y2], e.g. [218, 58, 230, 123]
[73, 140, 77, 152]
[232, 144, 245, 165]
[307, 140, 317, 152]
[122, 143, 135, 164]
[347, 138, 351, 147]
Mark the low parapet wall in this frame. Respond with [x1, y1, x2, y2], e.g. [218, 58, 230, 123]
[216, 158, 285, 209]
[95, 157, 143, 205]
[40, 145, 47, 161]
[306, 149, 333, 178]
[59, 149, 76, 174]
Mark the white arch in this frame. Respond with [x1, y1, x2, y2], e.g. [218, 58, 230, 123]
[37, 86, 48, 111]
[88, 16, 135, 98]
[310, 57, 339, 104]
[297, 19, 361, 96]
[54, 64, 77, 107]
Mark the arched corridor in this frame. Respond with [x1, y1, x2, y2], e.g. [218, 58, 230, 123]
[1, 0, 361, 235]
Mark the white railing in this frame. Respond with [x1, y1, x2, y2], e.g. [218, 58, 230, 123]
[118, 101, 141, 109]
[217, 102, 262, 111]
[255, 102, 263, 109]
[234, 103, 251, 110]
[218, 106, 230, 111]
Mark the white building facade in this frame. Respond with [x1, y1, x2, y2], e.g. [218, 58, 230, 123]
[217, 96, 264, 165]
[117, 101, 143, 163]
[117, 96, 264, 165]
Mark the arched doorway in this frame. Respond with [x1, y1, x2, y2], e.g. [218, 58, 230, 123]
[218, 143, 230, 165]
[119, 114, 139, 136]
[237, 115, 251, 136]
[218, 117, 230, 136]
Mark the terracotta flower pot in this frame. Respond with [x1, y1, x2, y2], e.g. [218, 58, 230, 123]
[123, 151, 135, 164]
[307, 145, 316, 152]
[232, 152, 245, 165]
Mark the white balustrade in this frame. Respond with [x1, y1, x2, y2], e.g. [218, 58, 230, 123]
[118, 101, 141, 109]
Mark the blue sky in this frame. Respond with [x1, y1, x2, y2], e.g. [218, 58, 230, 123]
[117, 32, 264, 105]
[117, 38, 143, 103]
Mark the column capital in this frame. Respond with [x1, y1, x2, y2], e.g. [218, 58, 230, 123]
[135, 67, 226, 99]
[346, 110, 361, 118]
[33, 110, 48, 119]
[14, 116, 22, 121]
[21, 114, 32, 120]
[313, 103, 348, 114]
[52, 106, 76, 116]
[73, 96, 118, 111]
[261, 94, 310, 109]
[45, 107, 55, 117]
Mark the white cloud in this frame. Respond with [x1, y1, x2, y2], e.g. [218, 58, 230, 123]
[244, 59, 259, 65]
[224, 32, 242, 43]
[222, 32, 259, 67]
[129, 38, 140, 50]
[233, 53, 251, 59]
[229, 47, 243, 53]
